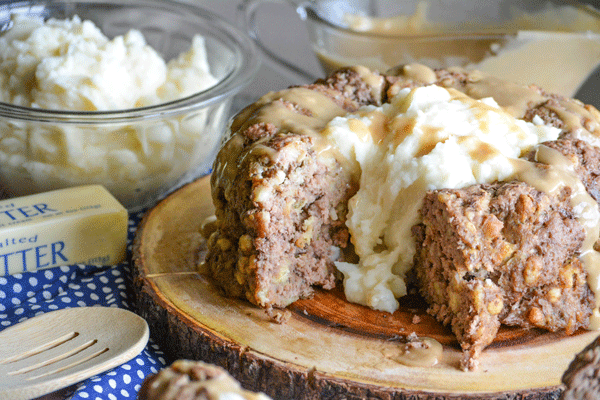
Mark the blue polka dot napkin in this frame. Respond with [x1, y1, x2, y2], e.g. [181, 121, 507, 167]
[0, 211, 169, 399]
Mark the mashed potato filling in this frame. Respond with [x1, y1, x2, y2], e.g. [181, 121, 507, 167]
[0, 15, 218, 110]
[321, 85, 560, 313]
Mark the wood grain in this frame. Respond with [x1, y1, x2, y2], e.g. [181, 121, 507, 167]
[132, 176, 596, 399]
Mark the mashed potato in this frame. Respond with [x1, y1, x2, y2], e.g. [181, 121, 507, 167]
[321, 85, 560, 313]
[0, 15, 218, 110]
[0, 15, 223, 209]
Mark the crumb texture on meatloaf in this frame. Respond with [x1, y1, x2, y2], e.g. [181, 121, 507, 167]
[204, 63, 600, 370]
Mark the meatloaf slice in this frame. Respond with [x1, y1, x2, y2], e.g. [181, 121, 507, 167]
[206, 132, 354, 308]
[413, 176, 594, 371]
[205, 68, 379, 309]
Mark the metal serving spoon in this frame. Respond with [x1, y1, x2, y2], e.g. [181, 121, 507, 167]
[0, 306, 149, 400]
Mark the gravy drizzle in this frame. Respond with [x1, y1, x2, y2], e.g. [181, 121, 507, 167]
[212, 86, 352, 195]
[382, 335, 443, 368]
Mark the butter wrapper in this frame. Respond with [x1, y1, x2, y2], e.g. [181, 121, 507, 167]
[0, 185, 128, 276]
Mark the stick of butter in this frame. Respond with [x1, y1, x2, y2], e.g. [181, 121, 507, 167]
[0, 185, 128, 276]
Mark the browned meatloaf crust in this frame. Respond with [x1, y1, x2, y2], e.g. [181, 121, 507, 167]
[205, 64, 600, 369]
[561, 335, 600, 400]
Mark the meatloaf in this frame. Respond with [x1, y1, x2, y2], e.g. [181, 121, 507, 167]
[204, 63, 600, 370]
[137, 360, 271, 400]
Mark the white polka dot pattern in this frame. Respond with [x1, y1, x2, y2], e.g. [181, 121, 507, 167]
[0, 211, 168, 399]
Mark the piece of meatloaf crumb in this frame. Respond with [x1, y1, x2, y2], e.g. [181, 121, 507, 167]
[137, 360, 271, 400]
[561, 335, 600, 400]
[413, 175, 594, 371]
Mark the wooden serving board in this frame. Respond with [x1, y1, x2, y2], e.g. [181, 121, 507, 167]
[132, 175, 597, 400]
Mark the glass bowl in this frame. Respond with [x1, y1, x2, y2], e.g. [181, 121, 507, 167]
[0, 0, 259, 211]
[242, 0, 600, 100]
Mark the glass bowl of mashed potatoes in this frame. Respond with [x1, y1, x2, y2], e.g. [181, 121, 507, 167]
[0, 0, 259, 211]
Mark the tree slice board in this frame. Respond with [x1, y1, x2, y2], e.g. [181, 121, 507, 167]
[132, 175, 597, 400]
